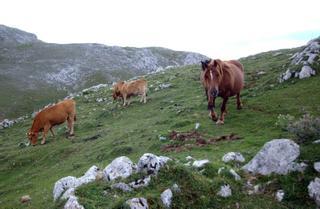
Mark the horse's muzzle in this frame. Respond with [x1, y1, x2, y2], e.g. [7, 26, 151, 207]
[211, 89, 219, 97]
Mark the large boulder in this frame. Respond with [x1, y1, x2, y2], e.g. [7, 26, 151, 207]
[242, 139, 300, 175]
[308, 177, 320, 206]
[137, 153, 170, 175]
[103, 156, 136, 181]
[299, 65, 316, 79]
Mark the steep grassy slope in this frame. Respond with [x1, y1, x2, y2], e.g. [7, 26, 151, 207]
[0, 48, 319, 209]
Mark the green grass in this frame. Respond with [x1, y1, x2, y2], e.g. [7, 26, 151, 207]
[0, 48, 320, 208]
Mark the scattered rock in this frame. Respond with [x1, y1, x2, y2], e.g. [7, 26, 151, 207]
[218, 167, 225, 175]
[242, 139, 300, 175]
[222, 152, 245, 163]
[171, 183, 181, 193]
[314, 162, 320, 173]
[20, 195, 31, 203]
[111, 182, 133, 192]
[313, 139, 320, 144]
[137, 153, 170, 175]
[217, 184, 232, 197]
[161, 189, 173, 208]
[64, 195, 84, 209]
[186, 156, 194, 161]
[275, 190, 285, 202]
[126, 197, 149, 209]
[195, 123, 200, 130]
[229, 169, 241, 181]
[308, 177, 320, 206]
[192, 159, 210, 168]
[159, 136, 167, 141]
[159, 83, 172, 89]
[103, 156, 136, 181]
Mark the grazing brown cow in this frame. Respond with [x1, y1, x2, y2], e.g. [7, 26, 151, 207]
[201, 59, 244, 124]
[112, 79, 148, 106]
[27, 99, 76, 145]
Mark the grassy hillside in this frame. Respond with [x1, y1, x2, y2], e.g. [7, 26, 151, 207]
[0, 48, 319, 209]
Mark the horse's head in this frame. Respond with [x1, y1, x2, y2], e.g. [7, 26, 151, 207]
[27, 131, 38, 145]
[202, 59, 224, 97]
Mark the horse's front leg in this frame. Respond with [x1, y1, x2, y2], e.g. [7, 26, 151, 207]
[208, 96, 218, 121]
[217, 97, 229, 125]
[236, 93, 243, 110]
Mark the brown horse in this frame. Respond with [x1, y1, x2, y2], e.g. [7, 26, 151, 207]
[201, 59, 244, 124]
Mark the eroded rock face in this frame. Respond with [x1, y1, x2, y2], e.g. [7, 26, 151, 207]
[137, 153, 170, 175]
[222, 152, 245, 163]
[161, 189, 173, 208]
[242, 139, 300, 175]
[126, 197, 149, 209]
[308, 177, 320, 206]
[103, 156, 136, 181]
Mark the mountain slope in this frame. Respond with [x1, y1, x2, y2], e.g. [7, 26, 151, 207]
[0, 25, 208, 119]
[0, 45, 319, 208]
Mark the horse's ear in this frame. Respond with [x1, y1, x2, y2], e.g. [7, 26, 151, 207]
[201, 61, 207, 71]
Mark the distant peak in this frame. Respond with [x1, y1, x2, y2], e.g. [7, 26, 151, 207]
[0, 24, 39, 44]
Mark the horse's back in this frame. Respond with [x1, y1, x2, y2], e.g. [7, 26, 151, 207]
[227, 60, 244, 72]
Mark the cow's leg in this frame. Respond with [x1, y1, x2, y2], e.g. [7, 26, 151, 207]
[50, 127, 55, 137]
[143, 91, 147, 103]
[236, 93, 243, 110]
[41, 124, 50, 145]
[67, 115, 75, 136]
[216, 97, 229, 125]
[208, 96, 218, 121]
[123, 94, 127, 106]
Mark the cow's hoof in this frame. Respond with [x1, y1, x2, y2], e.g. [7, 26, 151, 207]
[216, 120, 224, 125]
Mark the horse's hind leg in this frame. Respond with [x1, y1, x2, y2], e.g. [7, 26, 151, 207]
[67, 115, 75, 136]
[217, 97, 229, 125]
[236, 93, 243, 110]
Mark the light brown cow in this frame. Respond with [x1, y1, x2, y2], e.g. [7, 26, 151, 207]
[27, 99, 76, 145]
[112, 79, 148, 106]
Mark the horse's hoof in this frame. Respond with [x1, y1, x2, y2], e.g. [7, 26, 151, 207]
[40, 141, 46, 145]
[216, 120, 224, 125]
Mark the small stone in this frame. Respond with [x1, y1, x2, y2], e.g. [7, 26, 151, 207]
[20, 195, 31, 203]
[161, 189, 173, 208]
[314, 162, 320, 173]
[111, 182, 133, 192]
[126, 197, 149, 209]
[276, 190, 285, 202]
[217, 185, 232, 197]
[222, 152, 245, 163]
[308, 177, 320, 206]
[186, 156, 194, 161]
[192, 159, 210, 168]
[171, 183, 181, 193]
[229, 169, 241, 181]
[195, 123, 200, 130]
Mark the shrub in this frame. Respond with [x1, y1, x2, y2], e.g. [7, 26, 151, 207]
[287, 114, 320, 143]
[275, 114, 295, 131]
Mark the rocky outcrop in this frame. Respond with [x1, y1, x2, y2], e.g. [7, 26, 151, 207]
[53, 165, 100, 201]
[279, 37, 319, 82]
[242, 139, 301, 175]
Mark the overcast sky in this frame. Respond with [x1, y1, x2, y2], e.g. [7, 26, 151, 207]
[1, 0, 320, 59]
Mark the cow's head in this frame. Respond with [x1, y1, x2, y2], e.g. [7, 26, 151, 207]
[27, 131, 38, 145]
[112, 81, 125, 100]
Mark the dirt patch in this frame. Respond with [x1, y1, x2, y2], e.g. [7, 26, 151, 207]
[162, 130, 242, 152]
